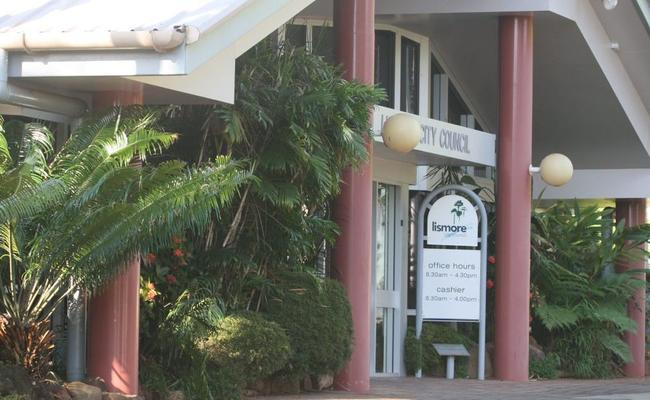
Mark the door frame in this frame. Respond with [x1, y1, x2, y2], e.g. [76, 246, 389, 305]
[370, 180, 409, 377]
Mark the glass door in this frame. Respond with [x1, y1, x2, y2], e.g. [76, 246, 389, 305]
[372, 182, 401, 375]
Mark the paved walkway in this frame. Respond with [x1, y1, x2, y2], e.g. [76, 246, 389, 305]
[257, 378, 650, 400]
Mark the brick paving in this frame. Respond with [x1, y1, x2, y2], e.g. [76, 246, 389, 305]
[257, 377, 650, 400]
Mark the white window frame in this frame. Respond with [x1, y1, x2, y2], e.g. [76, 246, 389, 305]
[280, 19, 430, 119]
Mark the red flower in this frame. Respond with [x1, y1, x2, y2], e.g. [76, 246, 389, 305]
[486, 279, 494, 289]
[166, 274, 177, 284]
[146, 290, 157, 302]
[173, 248, 183, 257]
[488, 256, 496, 265]
[145, 253, 156, 264]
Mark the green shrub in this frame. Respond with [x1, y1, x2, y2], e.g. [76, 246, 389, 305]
[529, 353, 560, 379]
[264, 271, 353, 378]
[531, 202, 650, 377]
[199, 312, 290, 385]
[404, 324, 473, 377]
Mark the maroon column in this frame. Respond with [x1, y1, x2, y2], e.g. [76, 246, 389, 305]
[494, 15, 534, 381]
[87, 87, 143, 394]
[616, 198, 647, 378]
[333, 0, 374, 393]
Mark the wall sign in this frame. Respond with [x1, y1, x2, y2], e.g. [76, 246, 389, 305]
[426, 194, 478, 247]
[372, 105, 496, 167]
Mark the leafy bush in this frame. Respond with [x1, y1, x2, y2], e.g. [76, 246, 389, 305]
[404, 324, 473, 377]
[137, 38, 379, 397]
[531, 202, 650, 378]
[199, 312, 290, 384]
[264, 271, 353, 378]
[529, 353, 560, 379]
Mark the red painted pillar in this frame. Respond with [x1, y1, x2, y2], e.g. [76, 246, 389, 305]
[494, 15, 534, 382]
[332, 0, 374, 393]
[616, 198, 647, 378]
[87, 86, 143, 394]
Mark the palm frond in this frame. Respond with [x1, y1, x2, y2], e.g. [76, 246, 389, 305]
[598, 333, 633, 363]
[534, 303, 579, 330]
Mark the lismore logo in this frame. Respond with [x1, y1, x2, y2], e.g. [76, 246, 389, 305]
[427, 195, 478, 246]
[451, 200, 466, 224]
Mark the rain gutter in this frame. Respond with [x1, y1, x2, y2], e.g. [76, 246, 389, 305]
[0, 49, 87, 117]
[0, 26, 198, 53]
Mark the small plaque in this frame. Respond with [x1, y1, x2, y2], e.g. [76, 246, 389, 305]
[432, 343, 470, 357]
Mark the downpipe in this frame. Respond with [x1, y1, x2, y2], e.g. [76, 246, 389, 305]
[66, 286, 87, 382]
[0, 49, 87, 117]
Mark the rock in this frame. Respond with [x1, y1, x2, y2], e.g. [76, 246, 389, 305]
[270, 377, 300, 395]
[250, 379, 272, 396]
[34, 381, 71, 400]
[312, 374, 333, 391]
[0, 363, 34, 398]
[468, 344, 493, 379]
[529, 336, 545, 361]
[137, 388, 158, 400]
[166, 390, 185, 400]
[102, 393, 143, 400]
[65, 381, 101, 400]
[301, 376, 312, 391]
[83, 377, 107, 393]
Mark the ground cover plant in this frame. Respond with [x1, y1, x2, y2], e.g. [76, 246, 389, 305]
[530, 201, 650, 378]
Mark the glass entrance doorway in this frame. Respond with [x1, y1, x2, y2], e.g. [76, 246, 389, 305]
[372, 182, 402, 375]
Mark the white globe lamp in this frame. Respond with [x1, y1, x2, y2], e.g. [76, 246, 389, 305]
[529, 153, 574, 187]
[381, 113, 421, 153]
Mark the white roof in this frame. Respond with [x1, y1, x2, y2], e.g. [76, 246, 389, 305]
[1, 0, 315, 105]
[0, 0, 248, 34]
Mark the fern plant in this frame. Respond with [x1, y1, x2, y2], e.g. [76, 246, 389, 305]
[530, 201, 650, 377]
[0, 109, 248, 376]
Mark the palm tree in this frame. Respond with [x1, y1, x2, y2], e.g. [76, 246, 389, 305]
[0, 108, 248, 375]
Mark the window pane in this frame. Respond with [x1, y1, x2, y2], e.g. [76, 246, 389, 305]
[312, 26, 335, 65]
[400, 37, 420, 114]
[448, 83, 469, 125]
[285, 24, 306, 48]
[376, 184, 388, 291]
[430, 56, 445, 119]
[375, 307, 395, 373]
[375, 308, 385, 372]
[375, 30, 395, 108]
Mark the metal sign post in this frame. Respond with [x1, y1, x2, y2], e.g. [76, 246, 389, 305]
[415, 184, 488, 380]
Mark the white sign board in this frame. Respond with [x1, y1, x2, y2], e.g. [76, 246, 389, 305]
[427, 194, 478, 247]
[372, 105, 496, 167]
[421, 248, 481, 321]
